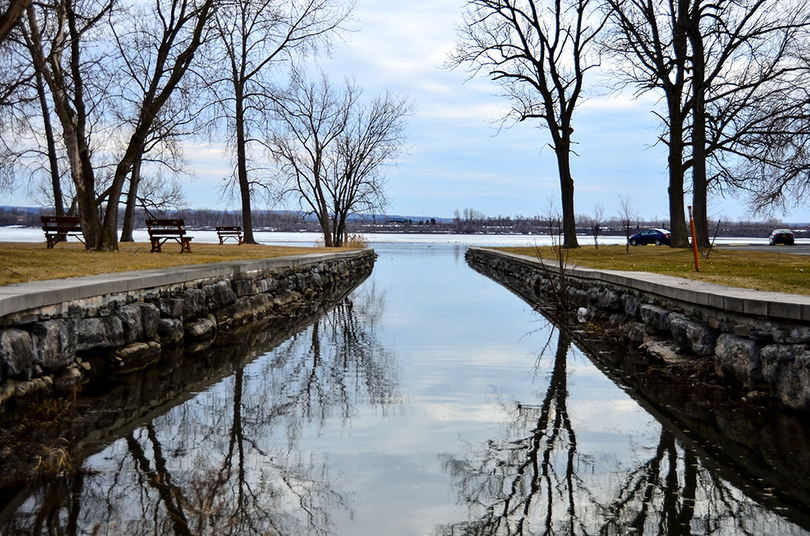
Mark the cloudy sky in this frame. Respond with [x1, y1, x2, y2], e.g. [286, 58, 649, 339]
[5, 0, 798, 223]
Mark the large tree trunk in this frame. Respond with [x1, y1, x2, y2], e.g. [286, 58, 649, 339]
[234, 87, 257, 245]
[667, 0, 690, 248]
[35, 69, 64, 216]
[0, 0, 28, 43]
[120, 152, 143, 242]
[688, 1, 710, 250]
[667, 113, 689, 248]
[555, 136, 579, 249]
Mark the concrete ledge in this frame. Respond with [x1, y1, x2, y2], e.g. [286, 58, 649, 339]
[0, 249, 370, 319]
[470, 247, 810, 322]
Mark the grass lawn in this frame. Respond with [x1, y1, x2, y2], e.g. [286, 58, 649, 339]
[499, 245, 810, 296]
[0, 241, 336, 286]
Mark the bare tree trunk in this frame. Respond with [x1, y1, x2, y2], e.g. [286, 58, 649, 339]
[688, 1, 710, 250]
[120, 151, 142, 242]
[34, 68, 64, 216]
[0, 0, 28, 43]
[556, 136, 579, 249]
[235, 86, 257, 244]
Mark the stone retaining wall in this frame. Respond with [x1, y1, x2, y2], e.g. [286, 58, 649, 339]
[0, 249, 375, 408]
[466, 247, 810, 411]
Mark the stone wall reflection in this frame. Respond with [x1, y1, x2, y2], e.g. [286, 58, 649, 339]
[1, 281, 397, 535]
[436, 327, 809, 536]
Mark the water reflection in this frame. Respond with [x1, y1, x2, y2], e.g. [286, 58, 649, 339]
[2, 287, 396, 535]
[438, 325, 807, 536]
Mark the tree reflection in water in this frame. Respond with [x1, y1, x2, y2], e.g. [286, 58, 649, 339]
[2, 287, 397, 536]
[437, 327, 806, 536]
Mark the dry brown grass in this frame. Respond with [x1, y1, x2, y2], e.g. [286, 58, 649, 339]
[0, 241, 334, 286]
[499, 245, 810, 296]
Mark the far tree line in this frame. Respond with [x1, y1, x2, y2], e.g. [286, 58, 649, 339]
[0, 206, 798, 241]
[0, 0, 411, 250]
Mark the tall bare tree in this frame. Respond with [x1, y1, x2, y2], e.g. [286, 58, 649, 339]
[269, 74, 410, 247]
[326, 90, 412, 246]
[450, 0, 608, 248]
[269, 73, 355, 247]
[693, 0, 810, 238]
[23, 0, 115, 249]
[100, 0, 217, 251]
[606, 0, 810, 248]
[208, 0, 352, 244]
[603, 0, 691, 248]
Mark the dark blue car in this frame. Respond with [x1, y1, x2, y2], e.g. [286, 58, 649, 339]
[629, 228, 671, 246]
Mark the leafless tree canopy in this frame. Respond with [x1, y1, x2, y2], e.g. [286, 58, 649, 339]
[269, 73, 411, 247]
[206, 0, 354, 244]
[450, 0, 608, 248]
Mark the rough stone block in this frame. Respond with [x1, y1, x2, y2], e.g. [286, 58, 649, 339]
[233, 278, 259, 297]
[28, 319, 76, 371]
[640, 304, 671, 332]
[182, 288, 208, 319]
[157, 318, 184, 345]
[760, 344, 810, 411]
[0, 328, 35, 380]
[669, 313, 718, 356]
[76, 316, 125, 352]
[110, 341, 161, 373]
[117, 302, 159, 344]
[622, 293, 641, 316]
[159, 298, 185, 319]
[714, 333, 764, 389]
[207, 280, 237, 309]
[184, 314, 217, 341]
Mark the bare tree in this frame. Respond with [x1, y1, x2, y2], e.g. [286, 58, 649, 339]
[269, 73, 353, 247]
[207, 0, 353, 245]
[98, 0, 217, 251]
[617, 194, 636, 253]
[602, 0, 691, 248]
[269, 74, 410, 247]
[326, 91, 412, 246]
[449, 0, 608, 248]
[592, 201, 604, 248]
[606, 0, 810, 248]
[23, 0, 116, 249]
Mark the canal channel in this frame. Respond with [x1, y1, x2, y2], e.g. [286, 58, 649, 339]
[2, 238, 809, 535]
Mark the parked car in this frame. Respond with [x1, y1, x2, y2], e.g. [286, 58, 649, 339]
[769, 229, 795, 245]
[629, 228, 671, 246]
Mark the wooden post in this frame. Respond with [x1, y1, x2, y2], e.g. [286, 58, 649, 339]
[688, 205, 700, 272]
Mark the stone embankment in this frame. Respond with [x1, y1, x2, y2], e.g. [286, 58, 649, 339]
[466, 247, 810, 412]
[0, 249, 375, 409]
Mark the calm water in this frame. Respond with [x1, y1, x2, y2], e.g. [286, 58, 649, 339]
[2, 241, 810, 535]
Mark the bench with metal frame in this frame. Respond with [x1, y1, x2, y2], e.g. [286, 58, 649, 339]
[146, 218, 193, 253]
[216, 226, 243, 245]
[41, 215, 85, 249]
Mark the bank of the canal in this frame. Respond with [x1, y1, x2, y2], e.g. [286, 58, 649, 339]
[466, 246, 810, 412]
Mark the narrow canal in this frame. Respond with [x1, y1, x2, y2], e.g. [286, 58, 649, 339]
[3, 241, 810, 535]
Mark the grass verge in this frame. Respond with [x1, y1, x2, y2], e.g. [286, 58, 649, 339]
[498, 245, 810, 296]
[0, 241, 337, 286]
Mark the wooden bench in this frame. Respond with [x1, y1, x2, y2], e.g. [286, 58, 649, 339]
[216, 226, 243, 245]
[146, 218, 193, 253]
[41, 216, 85, 248]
